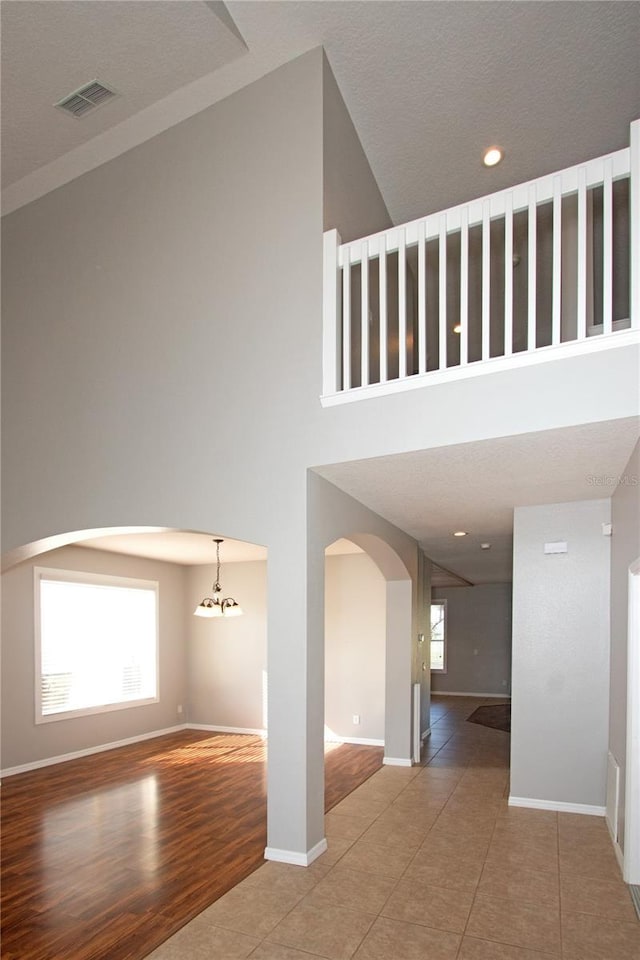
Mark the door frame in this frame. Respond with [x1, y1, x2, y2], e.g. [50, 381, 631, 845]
[624, 557, 640, 884]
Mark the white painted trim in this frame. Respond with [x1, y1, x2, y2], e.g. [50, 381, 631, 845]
[320, 329, 640, 407]
[324, 736, 384, 746]
[264, 838, 328, 867]
[412, 682, 421, 763]
[432, 691, 511, 698]
[421, 727, 431, 741]
[624, 557, 640, 884]
[383, 756, 413, 767]
[188, 723, 267, 737]
[606, 750, 620, 843]
[509, 796, 606, 816]
[606, 817, 625, 873]
[0, 724, 188, 778]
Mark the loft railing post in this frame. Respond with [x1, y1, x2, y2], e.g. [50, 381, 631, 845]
[630, 119, 640, 329]
[322, 229, 342, 395]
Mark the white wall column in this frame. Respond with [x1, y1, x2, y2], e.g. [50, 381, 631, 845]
[384, 579, 413, 765]
[265, 530, 326, 866]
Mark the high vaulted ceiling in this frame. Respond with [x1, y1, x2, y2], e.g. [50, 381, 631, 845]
[2, 3, 638, 581]
[2, 1, 639, 219]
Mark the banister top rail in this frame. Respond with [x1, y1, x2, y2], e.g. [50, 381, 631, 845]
[338, 146, 630, 266]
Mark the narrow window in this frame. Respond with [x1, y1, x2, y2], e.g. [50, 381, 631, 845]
[430, 600, 447, 672]
[35, 568, 158, 723]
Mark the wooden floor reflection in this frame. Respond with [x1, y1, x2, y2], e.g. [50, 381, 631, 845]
[1, 732, 383, 960]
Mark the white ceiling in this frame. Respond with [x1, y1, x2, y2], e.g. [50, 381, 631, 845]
[79, 531, 361, 565]
[2, 2, 639, 218]
[315, 418, 640, 584]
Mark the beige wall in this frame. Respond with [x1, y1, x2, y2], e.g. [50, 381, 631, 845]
[187, 560, 267, 730]
[325, 552, 385, 742]
[186, 552, 391, 745]
[1, 545, 187, 770]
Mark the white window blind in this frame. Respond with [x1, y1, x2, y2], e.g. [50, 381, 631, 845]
[35, 568, 158, 722]
[430, 600, 447, 672]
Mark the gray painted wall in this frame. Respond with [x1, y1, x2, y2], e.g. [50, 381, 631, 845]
[609, 439, 640, 850]
[432, 583, 512, 696]
[1, 545, 187, 769]
[2, 47, 638, 856]
[322, 53, 391, 243]
[511, 499, 611, 808]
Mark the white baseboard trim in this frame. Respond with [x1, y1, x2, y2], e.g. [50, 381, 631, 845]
[421, 727, 431, 741]
[187, 724, 267, 738]
[606, 817, 625, 872]
[264, 838, 328, 867]
[324, 736, 384, 747]
[509, 796, 606, 817]
[0, 724, 188, 778]
[433, 691, 511, 698]
[383, 756, 413, 767]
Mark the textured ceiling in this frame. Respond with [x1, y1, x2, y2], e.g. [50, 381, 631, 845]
[2, 2, 639, 217]
[315, 419, 640, 584]
[1, 1, 246, 188]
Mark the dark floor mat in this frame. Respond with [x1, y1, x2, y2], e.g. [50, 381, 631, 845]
[466, 703, 511, 732]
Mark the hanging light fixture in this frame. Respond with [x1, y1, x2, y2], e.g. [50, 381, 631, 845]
[194, 539, 243, 618]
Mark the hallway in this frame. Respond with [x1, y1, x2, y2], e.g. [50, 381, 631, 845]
[147, 696, 640, 959]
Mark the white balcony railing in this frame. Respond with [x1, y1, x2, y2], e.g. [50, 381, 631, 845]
[322, 120, 639, 405]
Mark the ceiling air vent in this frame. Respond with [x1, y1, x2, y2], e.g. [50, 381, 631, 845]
[55, 80, 118, 119]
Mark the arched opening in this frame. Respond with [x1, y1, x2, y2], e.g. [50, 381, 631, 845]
[323, 532, 413, 769]
[1, 525, 268, 771]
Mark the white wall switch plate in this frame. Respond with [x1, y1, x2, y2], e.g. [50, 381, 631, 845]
[544, 541, 568, 554]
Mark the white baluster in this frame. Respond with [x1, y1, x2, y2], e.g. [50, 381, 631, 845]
[418, 220, 426, 374]
[504, 193, 513, 357]
[361, 240, 369, 386]
[342, 245, 351, 390]
[379, 233, 388, 382]
[528, 183, 537, 350]
[577, 167, 587, 340]
[603, 158, 613, 336]
[482, 199, 491, 360]
[399, 227, 407, 379]
[552, 176, 562, 345]
[631, 119, 640, 329]
[460, 207, 469, 365]
[439, 214, 447, 371]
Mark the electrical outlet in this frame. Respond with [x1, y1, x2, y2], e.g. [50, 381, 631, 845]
[177, 704, 183, 715]
[353, 714, 360, 725]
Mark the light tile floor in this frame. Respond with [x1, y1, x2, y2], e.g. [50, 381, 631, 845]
[146, 696, 640, 959]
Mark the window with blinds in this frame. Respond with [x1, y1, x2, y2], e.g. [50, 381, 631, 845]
[35, 568, 158, 722]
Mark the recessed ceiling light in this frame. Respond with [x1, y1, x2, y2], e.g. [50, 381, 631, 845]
[453, 531, 467, 537]
[480, 543, 491, 550]
[453, 324, 462, 334]
[483, 146, 503, 167]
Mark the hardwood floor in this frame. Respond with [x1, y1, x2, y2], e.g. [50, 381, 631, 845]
[0, 732, 383, 960]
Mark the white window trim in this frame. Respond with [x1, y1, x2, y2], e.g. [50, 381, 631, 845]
[430, 599, 447, 674]
[34, 566, 160, 724]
